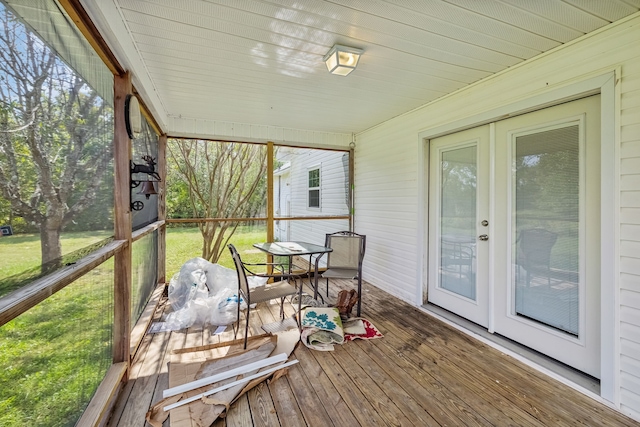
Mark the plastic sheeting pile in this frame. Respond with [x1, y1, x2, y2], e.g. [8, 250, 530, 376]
[163, 257, 267, 329]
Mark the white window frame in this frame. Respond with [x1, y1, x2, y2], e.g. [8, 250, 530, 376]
[307, 165, 321, 210]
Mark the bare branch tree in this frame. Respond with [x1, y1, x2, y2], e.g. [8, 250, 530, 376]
[0, 9, 112, 264]
[168, 139, 267, 263]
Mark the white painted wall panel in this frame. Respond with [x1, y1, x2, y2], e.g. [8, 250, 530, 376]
[622, 88, 640, 111]
[621, 225, 640, 242]
[621, 174, 640, 190]
[622, 338, 640, 362]
[354, 13, 640, 417]
[622, 372, 640, 407]
[621, 191, 640, 208]
[621, 389, 640, 421]
[621, 306, 640, 327]
[622, 241, 640, 254]
[621, 273, 640, 293]
[621, 339, 640, 417]
[622, 354, 640, 379]
[622, 317, 640, 344]
[622, 208, 640, 225]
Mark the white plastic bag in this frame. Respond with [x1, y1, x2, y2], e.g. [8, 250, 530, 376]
[206, 263, 239, 295]
[206, 260, 268, 291]
[164, 256, 267, 329]
[210, 288, 245, 325]
[167, 269, 208, 311]
[164, 287, 246, 329]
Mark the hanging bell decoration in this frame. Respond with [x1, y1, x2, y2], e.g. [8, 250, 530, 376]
[137, 181, 158, 199]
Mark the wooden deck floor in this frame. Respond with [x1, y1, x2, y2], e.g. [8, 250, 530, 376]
[107, 279, 639, 427]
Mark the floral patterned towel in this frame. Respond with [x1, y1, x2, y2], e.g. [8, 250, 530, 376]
[300, 307, 344, 351]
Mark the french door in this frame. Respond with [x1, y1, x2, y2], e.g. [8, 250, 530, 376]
[428, 95, 601, 377]
[428, 125, 490, 328]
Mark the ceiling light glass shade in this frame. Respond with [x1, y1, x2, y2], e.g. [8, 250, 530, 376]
[323, 44, 363, 76]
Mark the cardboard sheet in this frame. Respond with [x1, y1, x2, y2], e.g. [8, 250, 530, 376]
[146, 330, 300, 427]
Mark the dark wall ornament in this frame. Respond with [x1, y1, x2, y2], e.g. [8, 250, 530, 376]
[130, 155, 161, 211]
[124, 94, 142, 139]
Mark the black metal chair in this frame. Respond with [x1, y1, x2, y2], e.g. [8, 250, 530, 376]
[228, 244, 302, 348]
[517, 228, 558, 287]
[316, 231, 366, 317]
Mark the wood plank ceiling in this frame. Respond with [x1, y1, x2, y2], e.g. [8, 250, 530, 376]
[82, 0, 640, 136]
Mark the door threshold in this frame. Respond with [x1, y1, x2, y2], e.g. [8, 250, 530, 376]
[421, 303, 600, 395]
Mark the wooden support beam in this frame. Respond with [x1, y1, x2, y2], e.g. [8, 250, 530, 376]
[267, 142, 275, 272]
[349, 146, 355, 231]
[167, 217, 268, 223]
[113, 72, 133, 367]
[129, 284, 164, 358]
[75, 362, 128, 427]
[0, 240, 126, 327]
[134, 90, 164, 136]
[57, 0, 124, 75]
[267, 141, 274, 242]
[157, 134, 167, 285]
[131, 220, 164, 242]
[165, 216, 349, 223]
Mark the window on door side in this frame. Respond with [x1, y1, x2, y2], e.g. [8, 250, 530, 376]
[308, 167, 321, 209]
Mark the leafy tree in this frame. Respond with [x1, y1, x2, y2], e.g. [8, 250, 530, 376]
[0, 8, 113, 264]
[167, 139, 267, 262]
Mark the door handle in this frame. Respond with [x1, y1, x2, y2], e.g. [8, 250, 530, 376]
[478, 234, 489, 241]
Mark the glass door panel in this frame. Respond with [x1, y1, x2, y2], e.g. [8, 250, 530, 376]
[428, 125, 489, 328]
[493, 94, 600, 378]
[439, 146, 477, 300]
[513, 125, 580, 336]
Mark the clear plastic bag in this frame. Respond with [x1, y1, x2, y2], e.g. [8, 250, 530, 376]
[206, 263, 239, 295]
[164, 287, 246, 329]
[168, 258, 211, 311]
[164, 258, 256, 330]
[210, 288, 245, 325]
[165, 257, 253, 329]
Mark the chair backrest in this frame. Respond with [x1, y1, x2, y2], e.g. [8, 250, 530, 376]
[518, 228, 558, 267]
[228, 244, 251, 304]
[325, 231, 366, 271]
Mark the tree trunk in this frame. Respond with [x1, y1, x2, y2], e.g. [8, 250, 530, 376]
[40, 222, 62, 266]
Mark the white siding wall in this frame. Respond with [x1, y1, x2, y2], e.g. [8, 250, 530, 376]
[355, 12, 640, 417]
[277, 148, 350, 246]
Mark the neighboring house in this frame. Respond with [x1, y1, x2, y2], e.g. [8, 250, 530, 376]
[356, 15, 640, 418]
[273, 147, 350, 246]
[273, 161, 291, 242]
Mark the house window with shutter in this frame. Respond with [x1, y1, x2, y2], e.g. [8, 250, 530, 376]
[308, 167, 321, 209]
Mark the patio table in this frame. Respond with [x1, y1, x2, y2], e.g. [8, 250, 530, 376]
[253, 241, 332, 301]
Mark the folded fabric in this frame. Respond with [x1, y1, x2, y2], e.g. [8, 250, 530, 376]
[343, 318, 383, 341]
[300, 307, 344, 351]
[342, 318, 366, 335]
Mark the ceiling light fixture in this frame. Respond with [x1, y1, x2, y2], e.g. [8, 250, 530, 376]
[323, 44, 363, 76]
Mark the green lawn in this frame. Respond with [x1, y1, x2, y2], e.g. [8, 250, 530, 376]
[0, 226, 270, 285]
[0, 230, 113, 281]
[0, 263, 114, 427]
[166, 225, 268, 279]
[0, 225, 271, 426]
